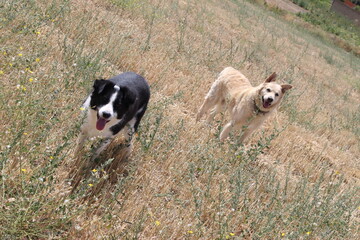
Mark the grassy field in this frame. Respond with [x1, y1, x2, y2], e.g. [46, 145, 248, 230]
[284, 0, 360, 55]
[1, 0, 359, 239]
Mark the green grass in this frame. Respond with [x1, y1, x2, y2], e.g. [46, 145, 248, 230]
[290, 0, 360, 51]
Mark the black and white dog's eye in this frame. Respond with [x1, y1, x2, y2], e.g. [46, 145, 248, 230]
[275, 93, 279, 97]
[91, 105, 97, 109]
[266, 88, 271, 92]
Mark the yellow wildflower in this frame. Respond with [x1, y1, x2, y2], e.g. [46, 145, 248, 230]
[92, 169, 97, 173]
[226, 235, 230, 239]
[50, 156, 54, 160]
[306, 231, 311, 235]
[16, 84, 26, 91]
[25, 68, 34, 73]
[18, 53, 23, 57]
[9, 63, 13, 67]
[19, 46, 23, 50]
[23, 132, 28, 135]
[35, 31, 41, 35]
[0, 70, 4, 75]
[35, 58, 40, 62]
[88, 184, 93, 187]
[80, 107, 85, 111]
[229, 233, 235, 236]
[187, 230, 193, 234]
[29, 78, 34, 83]
[281, 233, 286, 237]
[155, 220, 160, 226]
[21, 168, 27, 172]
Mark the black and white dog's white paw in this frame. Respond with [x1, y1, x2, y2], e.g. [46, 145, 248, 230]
[76, 72, 150, 156]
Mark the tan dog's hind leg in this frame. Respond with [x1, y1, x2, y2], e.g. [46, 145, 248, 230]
[206, 99, 226, 123]
[196, 79, 223, 122]
[196, 97, 213, 122]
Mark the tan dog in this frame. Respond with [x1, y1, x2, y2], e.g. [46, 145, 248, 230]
[196, 67, 292, 142]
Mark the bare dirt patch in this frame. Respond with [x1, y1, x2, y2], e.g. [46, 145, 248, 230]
[266, 0, 309, 13]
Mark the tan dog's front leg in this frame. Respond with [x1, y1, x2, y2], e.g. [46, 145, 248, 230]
[238, 119, 264, 143]
[239, 127, 253, 143]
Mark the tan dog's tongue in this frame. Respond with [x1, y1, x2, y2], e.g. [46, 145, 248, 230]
[96, 118, 107, 130]
[263, 101, 271, 108]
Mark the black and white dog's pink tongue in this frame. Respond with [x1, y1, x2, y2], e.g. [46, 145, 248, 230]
[96, 118, 107, 130]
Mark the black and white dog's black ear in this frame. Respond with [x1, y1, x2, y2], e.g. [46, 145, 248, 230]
[120, 86, 136, 105]
[93, 79, 109, 94]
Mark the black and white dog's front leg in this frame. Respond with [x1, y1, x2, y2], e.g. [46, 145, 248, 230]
[110, 113, 136, 147]
[124, 122, 136, 146]
[90, 137, 113, 161]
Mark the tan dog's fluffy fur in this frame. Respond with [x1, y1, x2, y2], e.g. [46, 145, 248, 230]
[197, 67, 292, 142]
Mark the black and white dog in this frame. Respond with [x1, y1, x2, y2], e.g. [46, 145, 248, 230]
[76, 72, 150, 155]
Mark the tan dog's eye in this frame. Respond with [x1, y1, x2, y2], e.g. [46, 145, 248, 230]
[266, 88, 271, 92]
[275, 93, 279, 97]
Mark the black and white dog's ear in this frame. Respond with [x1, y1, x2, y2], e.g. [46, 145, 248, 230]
[93, 79, 108, 94]
[120, 86, 136, 105]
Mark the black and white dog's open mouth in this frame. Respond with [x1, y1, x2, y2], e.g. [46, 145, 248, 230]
[96, 114, 110, 131]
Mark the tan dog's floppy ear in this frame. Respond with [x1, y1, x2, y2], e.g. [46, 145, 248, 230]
[265, 72, 277, 83]
[281, 84, 292, 93]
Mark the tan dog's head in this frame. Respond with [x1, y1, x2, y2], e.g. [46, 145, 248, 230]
[257, 73, 292, 111]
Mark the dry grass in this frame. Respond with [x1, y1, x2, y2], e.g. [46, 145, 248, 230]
[0, 0, 359, 239]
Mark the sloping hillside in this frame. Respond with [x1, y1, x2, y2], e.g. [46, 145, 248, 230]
[0, 0, 359, 239]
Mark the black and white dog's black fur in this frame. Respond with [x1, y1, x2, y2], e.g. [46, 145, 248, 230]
[76, 72, 150, 156]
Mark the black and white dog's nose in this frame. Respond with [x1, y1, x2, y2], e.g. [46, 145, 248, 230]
[101, 112, 111, 119]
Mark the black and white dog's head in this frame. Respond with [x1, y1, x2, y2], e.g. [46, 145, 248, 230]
[90, 79, 135, 131]
[77, 72, 149, 155]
